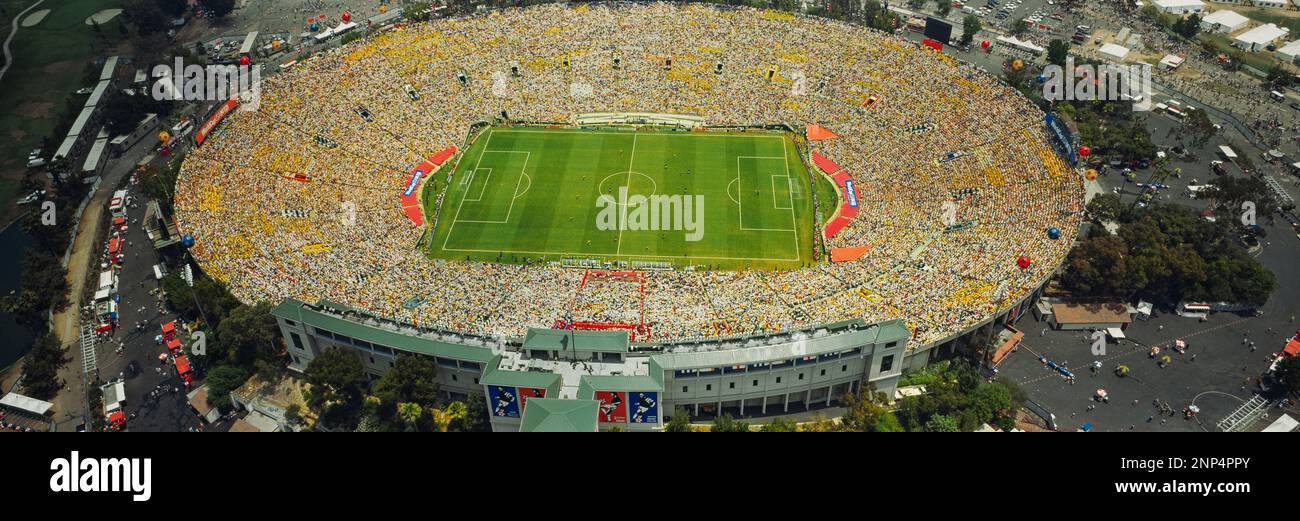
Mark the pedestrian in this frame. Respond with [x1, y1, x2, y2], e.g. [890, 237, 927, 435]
[1190, 354, 1196, 362]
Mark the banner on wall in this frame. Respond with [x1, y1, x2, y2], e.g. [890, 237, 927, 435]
[488, 385, 520, 418]
[518, 387, 546, 412]
[595, 391, 627, 424]
[629, 391, 659, 424]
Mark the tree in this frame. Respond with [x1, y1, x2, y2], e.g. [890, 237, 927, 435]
[1087, 193, 1123, 222]
[372, 353, 440, 419]
[665, 407, 694, 432]
[397, 402, 423, 432]
[1272, 356, 1300, 395]
[937, 0, 952, 17]
[1178, 14, 1201, 39]
[760, 417, 799, 432]
[20, 334, 70, 399]
[0, 251, 70, 332]
[961, 15, 980, 47]
[710, 414, 751, 432]
[925, 414, 960, 432]
[1061, 235, 1139, 298]
[215, 302, 279, 367]
[841, 389, 903, 432]
[123, 0, 170, 35]
[304, 346, 366, 426]
[450, 396, 491, 432]
[208, 0, 236, 19]
[1011, 17, 1029, 36]
[1182, 107, 1217, 148]
[1047, 39, 1070, 68]
[1267, 64, 1295, 89]
[205, 365, 249, 411]
[158, 0, 187, 17]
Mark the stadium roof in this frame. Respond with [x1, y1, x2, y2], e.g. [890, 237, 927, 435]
[523, 328, 629, 353]
[650, 319, 910, 370]
[480, 355, 562, 389]
[520, 398, 599, 432]
[272, 299, 498, 363]
[1153, 0, 1204, 9]
[578, 374, 663, 397]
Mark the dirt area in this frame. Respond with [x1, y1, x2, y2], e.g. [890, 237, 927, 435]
[15, 100, 54, 119]
[42, 59, 81, 76]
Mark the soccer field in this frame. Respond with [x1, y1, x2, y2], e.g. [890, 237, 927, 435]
[425, 127, 818, 270]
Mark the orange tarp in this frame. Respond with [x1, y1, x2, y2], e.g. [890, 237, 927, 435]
[1285, 339, 1300, 357]
[805, 125, 841, 141]
[830, 245, 872, 262]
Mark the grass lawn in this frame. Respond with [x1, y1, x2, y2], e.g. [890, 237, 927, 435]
[0, 0, 123, 224]
[426, 127, 820, 270]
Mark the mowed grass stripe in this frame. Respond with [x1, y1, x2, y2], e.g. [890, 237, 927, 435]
[428, 127, 814, 269]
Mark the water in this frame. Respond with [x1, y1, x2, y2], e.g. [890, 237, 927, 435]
[0, 222, 36, 372]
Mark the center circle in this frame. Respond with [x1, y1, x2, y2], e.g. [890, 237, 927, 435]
[596, 171, 658, 206]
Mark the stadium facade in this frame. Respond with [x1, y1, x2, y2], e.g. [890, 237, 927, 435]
[273, 298, 917, 431]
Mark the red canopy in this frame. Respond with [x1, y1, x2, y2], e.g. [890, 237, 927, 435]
[108, 411, 126, 426]
[161, 321, 176, 334]
[107, 237, 121, 254]
[167, 338, 182, 351]
[1284, 339, 1300, 357]
[175, 355, 191, 375]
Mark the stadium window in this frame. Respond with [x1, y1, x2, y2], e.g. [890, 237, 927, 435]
[776, 377, 782, 384]
[881, 355, 895, 372]
[389, 361, 394, 368]
[752, 379, 759, 387]
[798, 373, 804, 380]
[706, 384, 712, 391]
[729, 382, 735, 389]
[474, 378, 479, 384]
[842, 365, 847, 373]
[290, 333, 304, 350]
[452, 374, 458, 381]
[886, 341, 898, 348]
[819, 369, 826, 376]
[284, 320, 296, 327]
[369, 356, 374, 364]
[435, 357, 457, 368]
[682, 386, 688, 393]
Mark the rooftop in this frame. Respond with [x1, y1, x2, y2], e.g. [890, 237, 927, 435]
[1051, 302, 1133, 324]
[519, 398, 600, 432]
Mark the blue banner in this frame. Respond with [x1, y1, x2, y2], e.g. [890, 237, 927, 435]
[488, 385, 520, 418]
[630, 391, 659, 424]
[845, 179, 858, 208]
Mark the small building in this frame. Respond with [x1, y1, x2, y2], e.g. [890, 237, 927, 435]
[1153, 0, 1206, 13]
[1099, 43, 1131, 62]
[186, 384, 222, 424]
[1199, 10, 1249, 33]
[230, 374, 313, 432]
[1233, 24, 1290, 52]
[1157, 54, 1185, 70]
[1049, 302, 1133, 331]
[1277, 40, 1300, 64]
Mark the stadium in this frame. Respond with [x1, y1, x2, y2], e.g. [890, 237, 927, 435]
[175, 3, 1084, 430]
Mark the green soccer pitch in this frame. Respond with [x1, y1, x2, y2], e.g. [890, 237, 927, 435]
[424, 126, 822, 270]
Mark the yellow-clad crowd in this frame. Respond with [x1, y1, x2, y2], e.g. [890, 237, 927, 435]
[175, 2, 1083, 347]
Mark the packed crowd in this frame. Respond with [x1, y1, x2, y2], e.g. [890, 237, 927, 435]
[175, 3, 1083, 347]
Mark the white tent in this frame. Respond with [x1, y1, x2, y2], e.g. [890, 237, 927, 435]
[1158, 54, 1184, 70]
[1278, 40, 1300, 64]
[1099, 43, 1130, 61]
[1262, 414, 1298, 432]
[1233, 24, 1289, 52]
[1219, 145, 1238, 159]
[0, 392, 53, 416]
[1153, 0, 1205, 13]
[1200, 10, 1248, 34]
